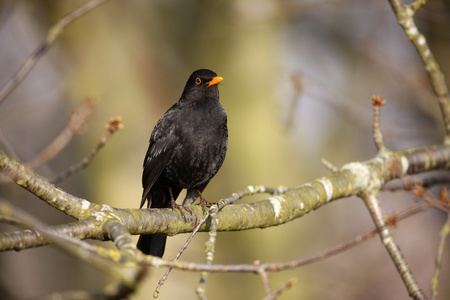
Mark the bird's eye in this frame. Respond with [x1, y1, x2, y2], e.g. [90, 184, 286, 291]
[195, 77, 202, 85]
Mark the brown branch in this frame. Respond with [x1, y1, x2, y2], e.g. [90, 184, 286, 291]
[321, 158, 339, 173]
[372, 95, 387, 153]
[24, 96, 98, 171]
[407, 178, 450, 213]
[301, 75, 373, 134]
[0, 129, 20, 161]
[284, 72, 304, 131]
[256, 262, 273, 295]
[50, 116, 123, 184]
[382, 173, 450, 192]
[0, 0, 110, 104]
[262, 278, 295, 300]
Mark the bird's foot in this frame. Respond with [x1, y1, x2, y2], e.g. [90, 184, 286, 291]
[171, 199, 191, 221]
[195, 190, 214, 213]
[169, 187, 190, 221]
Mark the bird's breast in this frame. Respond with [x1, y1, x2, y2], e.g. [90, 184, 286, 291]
[163, 104, 227, 188]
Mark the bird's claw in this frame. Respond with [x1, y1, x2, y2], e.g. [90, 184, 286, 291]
[171, 201, 191, 221]
[195, 193, 214, 214]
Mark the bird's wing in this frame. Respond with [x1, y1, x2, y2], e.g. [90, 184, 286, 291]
[140, 127, 179, 208]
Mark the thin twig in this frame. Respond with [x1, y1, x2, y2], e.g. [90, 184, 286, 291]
[0, 129, 20, 161]
[215, 185, 290, 210]
[195, 186, 290, 298]
[372, 95, 386, 153]
[196, 204, 219, 299]
[0, 0, 110, 104]
[261, 279, 295, 300]
[431, 214, 450, 300]
[51, 116, 123, 184]
[154, 211, 211, 298]
[321, 158, 338, 173]
[256, 262, 273, 294]
[407, 178, 450, 214]
[25, 96, 98, 171]
[382, 174, 450, 192]
[284, 72, 304, 131]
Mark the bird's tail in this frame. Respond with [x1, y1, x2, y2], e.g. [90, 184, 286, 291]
[137, 234, 167, 257]
[137, 187, 181, 257]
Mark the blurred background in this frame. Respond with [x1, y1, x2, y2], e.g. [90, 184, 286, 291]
[0, 0, 449, 299]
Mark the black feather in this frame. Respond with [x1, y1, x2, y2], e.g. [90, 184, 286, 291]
[138, 69, 228, 256]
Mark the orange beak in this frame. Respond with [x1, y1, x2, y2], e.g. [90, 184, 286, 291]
[206, 76, 223, 87]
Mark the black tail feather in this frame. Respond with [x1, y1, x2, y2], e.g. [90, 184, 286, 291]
[137, 234, 167, 257]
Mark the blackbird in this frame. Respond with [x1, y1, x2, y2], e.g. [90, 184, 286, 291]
[137, 69, 228, 257]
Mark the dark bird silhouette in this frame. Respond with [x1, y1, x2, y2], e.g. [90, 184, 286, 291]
[137, 69, 228, 257]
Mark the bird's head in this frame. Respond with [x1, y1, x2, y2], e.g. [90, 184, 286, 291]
[181, 69, 223, 102]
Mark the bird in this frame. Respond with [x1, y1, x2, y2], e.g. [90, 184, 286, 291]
[137, 69, 228, 257]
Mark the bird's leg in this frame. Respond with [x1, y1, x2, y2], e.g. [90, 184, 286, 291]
[169, 187, 189, 220]
[168, 187, 177, 208]
[196, 189, 213, 212]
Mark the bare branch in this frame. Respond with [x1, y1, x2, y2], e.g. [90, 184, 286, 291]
[256, 263, 273, 295]
[0, 199, 145, 299]
[387, 0, 450, 143]
[284, 72, 304, 131]
[0, 0, 110, 104]
[321, 158, 338, 173]
[0, 218, 100, 251]
[196, 203, 219, 299]
[154, 210, 211, 297]
[261, 278, 295, 300]
[137, 200, 428, 274]
[362, 193, 427, 300]
[372, 95, 387, 153]
[3, 143, 450, 239]
[50, 116, 123, 184]
[25, 96, 98, 171]
[0, 150, 101, 219]
[431, 214, 450, 300]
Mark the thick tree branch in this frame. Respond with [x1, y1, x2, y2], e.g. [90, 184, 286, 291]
[0, 218, 99, 251]
[0, 199, 145, 299]
[1, 141, 449, 299]
[2, 145, 450, 240]
[0, 150, 101, 219]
